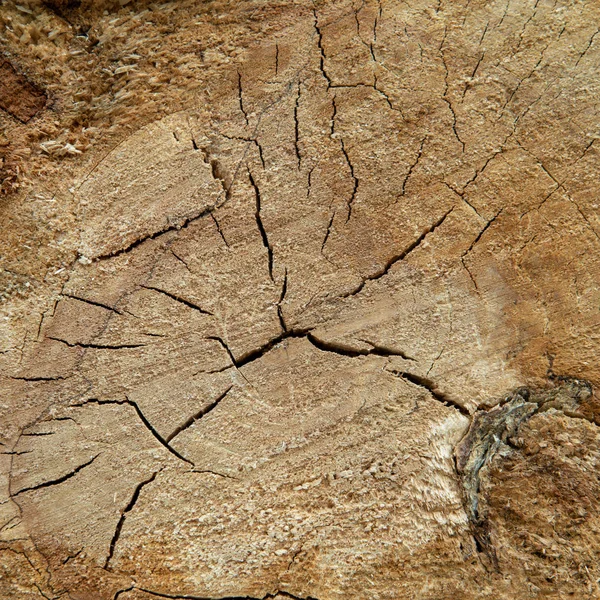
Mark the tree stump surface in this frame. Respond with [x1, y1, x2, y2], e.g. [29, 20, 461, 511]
[1, 1, 600, 598]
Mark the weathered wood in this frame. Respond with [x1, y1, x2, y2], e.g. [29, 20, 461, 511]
[1, 1, 600, 598]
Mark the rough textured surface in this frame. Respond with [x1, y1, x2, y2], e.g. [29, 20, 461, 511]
[1, 0, 600, 598]
[0, 59, 46, 123]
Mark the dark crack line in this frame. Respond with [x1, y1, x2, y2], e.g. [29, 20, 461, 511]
[400, 137, 426, 197]
[166, 387, 233, 443]
[307, 165, 315, 198]
[387, 369, 469, 416]
[461, 258, 480, 292]
[343, 208, 453, 298]
[440, 27, 465, 152]
[277, 269, 288, 332]
[12, 454, 100, 496]
[62, 294, 123, 315]
[62, 549, 83, 565]
[128, 397, 194, 466]
[209, 328, 312, 371]
[330, 93, 337, 135]
[340, 138, 359, 222]
[220, 134, 265, 169]
[33, 583, 54, 600]
[237, 327, 312, 368]
[462, 52, 485, 100]
[136, 586, 320, 600]
[249, 169, 274, 282]
[113, 587, 135, 600]
[313, 9, 332, 87]
[460, 208, 502, 291]
[188, 469, 238, 480]
[211, 214, 231, 248]
[170, 248, 192, 272]
[462, 208, 502, 259]
[220, 328, 416, 375]
[307, 333, 415, 361]
[141, 285, 213, 316]
[92, 206, 215, 261]
[237, 70, 249, 125]
[10, 375, 67, 382]
[358, 338, 416, 361]
[321, 210, 336, 252]
[333, 79, 406, 119]
[73, 399, 193, 466]
[575, 27, 599, 66]
[48, 337, 147, 350]
[207, 336, 238, 368]
[199, 145, 232, 204]
[294, 81, 302, 168]
[104, 470, 161, 570]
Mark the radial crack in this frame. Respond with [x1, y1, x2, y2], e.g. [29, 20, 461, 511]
[12, 454, 100, 496]
[277, 269, 288, 332]
[294, 82, 302, 168]
[400, 137, 426, 197]
[313, 9, 332, 87]
[105, 470, 162, 570]
[236, 328, 312, 368]
[462, 208, 502, 260]
[344, 208, 453, 297]
[73, 399, 193, 466]
[208, 213, 230, 248]
[339, 138, 358, 222]
[321, 210, 335, 252]
[62, 294, 123, 315]
[307, 333, 415, 361]
[136, 586, 320, 600]
[237, 70, 249, 124]
[93, 206, 215, 261]
[386, 369, 470, 416]
[249, 169, 274, 281]
[166, 387, 233, 443]
[141, 285, 213, 316]
[440, 27, 465, 152]
[575, 28, 599, 66]
[48, 337, 147, 350]
[10, 375, 67, 382]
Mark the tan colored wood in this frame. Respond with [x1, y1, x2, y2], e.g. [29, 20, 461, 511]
[1, 1, 600, 598]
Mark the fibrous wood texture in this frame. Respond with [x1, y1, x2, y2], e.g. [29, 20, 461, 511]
[1, 0, 600, 598]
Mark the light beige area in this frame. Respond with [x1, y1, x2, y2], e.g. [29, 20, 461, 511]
[1, 0, 600, 598]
